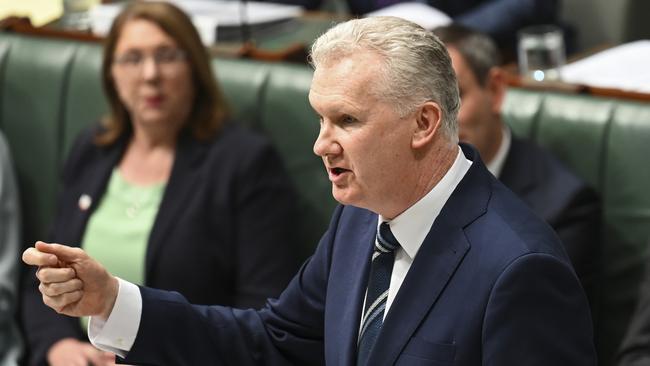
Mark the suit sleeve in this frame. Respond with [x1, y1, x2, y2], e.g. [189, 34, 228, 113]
[229, 139, 301, 308]
[617, 261, 650, 366]
[20, 128, 96, 366]
[483, 253, 597, 365]
[121, 206, 344, 366]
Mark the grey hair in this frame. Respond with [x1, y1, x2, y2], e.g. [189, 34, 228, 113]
[310, 16, 459, 142]
[433, 24, 502, 86]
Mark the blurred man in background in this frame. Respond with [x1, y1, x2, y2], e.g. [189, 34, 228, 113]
[434, 24, 601, 306]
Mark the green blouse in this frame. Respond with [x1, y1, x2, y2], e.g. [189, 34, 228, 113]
[82, 169, 167, 285]
[80, 169, 166, 331]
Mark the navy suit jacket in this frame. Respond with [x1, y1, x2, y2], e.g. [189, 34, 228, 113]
[499, 136, 601, 303]
[121, 144, 596, 365]
[21, 123, 300, 366]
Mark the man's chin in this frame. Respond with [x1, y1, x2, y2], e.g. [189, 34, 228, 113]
[331, 187, 359, 207]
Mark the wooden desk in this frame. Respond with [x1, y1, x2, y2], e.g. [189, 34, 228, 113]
[0, 12, 347, 63]
[503, 66, 650, 103]
[3, 16, 649, 102]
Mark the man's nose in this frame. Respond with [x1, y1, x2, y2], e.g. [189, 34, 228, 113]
[313, 123, 341, 157]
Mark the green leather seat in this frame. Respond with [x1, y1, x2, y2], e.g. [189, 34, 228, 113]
[0, 33, 331, 258]
[213, 58, 272, 128]
[504, 88, 650, 366]
[0, 36, 78, 243]
[63, 42, 106, 154]
[260, 62, 335, 254]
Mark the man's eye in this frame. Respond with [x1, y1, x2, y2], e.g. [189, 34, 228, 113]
[341, 115, 357, 125]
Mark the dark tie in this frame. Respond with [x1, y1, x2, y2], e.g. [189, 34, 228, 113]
[357, 222, 400, 366]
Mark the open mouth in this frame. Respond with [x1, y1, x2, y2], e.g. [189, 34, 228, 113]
[328, 167, 352, 182]
[331, 167, 346, 176]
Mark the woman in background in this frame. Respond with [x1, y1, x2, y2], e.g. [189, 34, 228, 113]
[21, 2, 299, 365]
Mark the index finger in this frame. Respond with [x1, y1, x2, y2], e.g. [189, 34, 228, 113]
[22, 247, 59, 267]
[35, 241, 88, 263]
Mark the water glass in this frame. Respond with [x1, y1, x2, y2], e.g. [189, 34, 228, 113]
[518, 25, 566, 82]
[62, 0, 99, 30]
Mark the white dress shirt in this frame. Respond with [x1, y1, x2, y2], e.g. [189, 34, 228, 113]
[89, 146, 472, 357]
[372, 146, 471, 322]
[485, 125, 511, 179]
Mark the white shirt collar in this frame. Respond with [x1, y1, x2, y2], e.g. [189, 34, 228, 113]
[485, 125, 511, 178]
[378, 146, 472, 260]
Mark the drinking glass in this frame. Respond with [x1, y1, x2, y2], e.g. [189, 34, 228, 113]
[518, 25, 566, 82]
[62, 0, 99, 30]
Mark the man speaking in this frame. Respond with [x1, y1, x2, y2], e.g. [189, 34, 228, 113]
[23, 16, 596, 365]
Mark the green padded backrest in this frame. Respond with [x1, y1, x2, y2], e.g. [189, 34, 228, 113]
[63, 42, 107, 156]
[598, 101, 650, 364]
[501, 88, 544, 138]
[0, 33, 333, 260]
[260, 62, 335, 255]
[504, 87, 650, 366]
[213, 58, 272, 129]
[535, 94, 614, 190]
[0, 34, 77, 243]
[0, 41, 11, 129]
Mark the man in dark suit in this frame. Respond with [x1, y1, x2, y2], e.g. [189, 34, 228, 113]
[618, 246, 650, 366]
[23, 17, 596, 365]
[434, 24, 601, 305]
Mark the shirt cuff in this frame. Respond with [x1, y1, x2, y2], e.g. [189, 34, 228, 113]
[88, 277, 142, 357]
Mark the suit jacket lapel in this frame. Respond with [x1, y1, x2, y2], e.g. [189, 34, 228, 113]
[145, 131, 209, 282]
[65, 134, 126, 247]
[334, 212, 376, 366]
[367, 144, 492, 365]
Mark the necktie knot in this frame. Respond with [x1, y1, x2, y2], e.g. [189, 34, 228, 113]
[376, 222, 399, 253]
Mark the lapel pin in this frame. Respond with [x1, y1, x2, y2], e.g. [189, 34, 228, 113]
[78, 194, 92, 211]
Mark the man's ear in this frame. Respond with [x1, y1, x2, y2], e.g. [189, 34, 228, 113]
[487, 67, 507, 115]
[412, 101, 442, 149]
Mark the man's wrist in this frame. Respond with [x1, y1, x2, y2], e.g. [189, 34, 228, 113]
[100, 276, 119, 321]
[89, 278, 142, 356]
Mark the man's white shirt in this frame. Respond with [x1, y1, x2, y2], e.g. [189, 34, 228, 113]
[485, 125, 511, 179]
[89, 146, 472, 357]
[373, 146, 471, 322]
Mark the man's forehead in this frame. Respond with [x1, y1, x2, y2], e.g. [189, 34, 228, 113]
[309, 65, 381, 113]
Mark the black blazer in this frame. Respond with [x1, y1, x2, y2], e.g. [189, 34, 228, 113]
[21, 123, 300, 366]
[500, 136, 601, 302]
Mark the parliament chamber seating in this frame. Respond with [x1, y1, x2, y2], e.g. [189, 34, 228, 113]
[1, 32, 650, 365]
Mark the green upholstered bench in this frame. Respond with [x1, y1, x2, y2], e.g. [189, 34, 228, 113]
[503, 89, 650, 365]
[2, 32, 650, 366]
[0, 33, 335, 261]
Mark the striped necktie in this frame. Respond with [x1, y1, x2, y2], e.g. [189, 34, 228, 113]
[357, 222, 400, 366]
